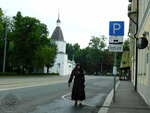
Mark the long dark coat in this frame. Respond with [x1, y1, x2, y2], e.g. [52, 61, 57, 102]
[68, 69, 85, 101]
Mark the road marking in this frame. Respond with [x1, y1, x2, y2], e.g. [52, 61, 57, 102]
[62, 92, 72, 102]
[62, 92, 95, 107]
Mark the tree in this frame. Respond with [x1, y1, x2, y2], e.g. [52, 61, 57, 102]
[103, 49, 114, 74]
[33, 44, 57, 73]
[32, 48, 45, 72]
[43, 45, 56, 73]
[0, 8, 3, 72]
[0, 9, 13, 72]
[123, 39, 130, 51]
[89, 35, 106, 50]
[66, 43, 74, 61]
[0, 8, 3, 35]
[115, 38, 130, 67]
[86, 36, 107, 74]
[74, 47, 88, 70]
[66, 43, 81, 61]
[11, 11, 49, 74]
[73, 43, 80, 54]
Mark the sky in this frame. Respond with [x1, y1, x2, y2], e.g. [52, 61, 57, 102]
[0, 0, 129, 48]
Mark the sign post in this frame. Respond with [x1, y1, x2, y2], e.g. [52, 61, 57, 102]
[109, 21, 124, 103]
[113, 53, 117, 102]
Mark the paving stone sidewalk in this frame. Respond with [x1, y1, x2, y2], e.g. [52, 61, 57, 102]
[107, 81, 150, 113]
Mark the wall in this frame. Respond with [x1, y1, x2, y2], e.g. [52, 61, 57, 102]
[56, 41, 66, 53]
[137, 0, 150, 106]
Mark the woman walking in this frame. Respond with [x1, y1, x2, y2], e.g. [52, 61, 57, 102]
[68, 64, 85, 106]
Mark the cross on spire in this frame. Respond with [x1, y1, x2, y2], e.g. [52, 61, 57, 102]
[56, 10, 61, 26]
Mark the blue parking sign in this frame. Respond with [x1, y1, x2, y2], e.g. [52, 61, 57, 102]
[109, 21, 124, 36]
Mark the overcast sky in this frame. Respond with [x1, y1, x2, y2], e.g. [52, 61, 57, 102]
[0, 0, 129, 48]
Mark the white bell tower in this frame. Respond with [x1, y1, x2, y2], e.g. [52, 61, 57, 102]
[49, 13, 68, 75]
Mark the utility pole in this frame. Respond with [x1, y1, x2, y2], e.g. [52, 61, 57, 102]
[3, 23, 7, 73]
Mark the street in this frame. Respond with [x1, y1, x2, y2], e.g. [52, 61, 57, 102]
[0, 76, 114, 113]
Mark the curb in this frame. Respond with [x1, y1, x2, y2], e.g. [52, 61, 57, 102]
[98, 81, 120, 113]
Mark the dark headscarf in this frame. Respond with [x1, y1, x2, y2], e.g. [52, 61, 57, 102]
[74, 64, 83, 73]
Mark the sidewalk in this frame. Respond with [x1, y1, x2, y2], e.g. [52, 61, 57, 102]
[107, 81, 150, 113]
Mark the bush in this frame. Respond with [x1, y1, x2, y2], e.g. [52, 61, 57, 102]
[27, 73, 59, 76]
[0, 72, 18, 76]
[0, 72, 59, 76]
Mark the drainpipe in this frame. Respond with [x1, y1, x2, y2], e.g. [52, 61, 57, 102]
[134, 0, 139, 91]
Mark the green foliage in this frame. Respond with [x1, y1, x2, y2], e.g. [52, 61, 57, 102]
[0, 11, 56, 74]
[73, 43, 80, 53]
[0, 9, 3, 71]
[66, 43, 80, 61]
[33, 41, 57, 73]
[43, 45, 57, 73]
[67, 36, 114, 75]
[66, 43, 74, 60]
[85, 36, 109, 74]
[0, 72, 18, 76]
[0, 8, 4, 67]
[0, 9, 13, 72]
[0, 8, 3, 35]
[32, 48, 45, 71]
[103, 49, 114, 73]
[123, 39, 130, 51]
[9, 11, 52, 73]
[115, 38, 130, 67]
[74, 48, 88, 70]
[89, 35, 106, 50]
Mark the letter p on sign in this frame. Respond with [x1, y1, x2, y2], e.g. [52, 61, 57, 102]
[109, 21, 124, 36]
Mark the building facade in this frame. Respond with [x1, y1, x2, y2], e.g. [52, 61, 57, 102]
[128, 0, 150, 106]
[44, 17, 75, 76]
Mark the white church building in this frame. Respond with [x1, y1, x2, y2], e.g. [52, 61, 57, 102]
[44, 16, 76, 76]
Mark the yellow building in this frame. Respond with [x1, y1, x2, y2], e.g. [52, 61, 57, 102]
[128, 0, 150, 106]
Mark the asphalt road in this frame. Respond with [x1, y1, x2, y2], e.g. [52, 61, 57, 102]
[0, 77, 114, 113]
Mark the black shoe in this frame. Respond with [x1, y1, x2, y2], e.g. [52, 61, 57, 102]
[79, 103, 82, 107]
[75, 101, 77, 106]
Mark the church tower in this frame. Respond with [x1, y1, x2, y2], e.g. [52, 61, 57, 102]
[49, 14, 68, 76]
[51, 14, 66, 53]
[44, 13, 75, 75]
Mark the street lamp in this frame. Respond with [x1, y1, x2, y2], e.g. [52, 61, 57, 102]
[136, 32, 148, 49]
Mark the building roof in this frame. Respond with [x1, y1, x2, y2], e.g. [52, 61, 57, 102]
[51, 15, 64, 41]
[51, 27, 64, 41]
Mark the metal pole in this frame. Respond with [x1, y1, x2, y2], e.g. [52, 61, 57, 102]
[3, 23, 7, 73]
[113, 52, 117, 102]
